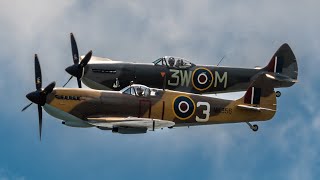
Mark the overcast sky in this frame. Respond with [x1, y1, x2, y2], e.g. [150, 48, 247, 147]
[0, 0, 319, 179]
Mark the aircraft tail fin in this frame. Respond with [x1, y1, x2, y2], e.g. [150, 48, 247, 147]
[263, 43, 298, 86]
[235, 74, 277, 120]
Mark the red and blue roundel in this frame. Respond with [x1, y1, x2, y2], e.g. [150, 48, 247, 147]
[192, 68, 214, 91]
[172, 96, 195, 120]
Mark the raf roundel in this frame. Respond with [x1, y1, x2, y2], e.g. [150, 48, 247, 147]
[192, 68, 214, 91]
[173, 96, 196, 120]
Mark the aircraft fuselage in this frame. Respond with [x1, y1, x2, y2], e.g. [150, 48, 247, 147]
[43, 86, 276, 128]
[81, 61, 294, 94]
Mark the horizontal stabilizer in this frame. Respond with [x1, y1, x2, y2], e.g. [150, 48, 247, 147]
[235, 73, 277, 121]
[265, 72, 298, 83]
[237, 104, 276, 112]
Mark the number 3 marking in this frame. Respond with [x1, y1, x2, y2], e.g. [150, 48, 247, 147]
[196, 102, 210, 122]
[168, 69, 179, 86]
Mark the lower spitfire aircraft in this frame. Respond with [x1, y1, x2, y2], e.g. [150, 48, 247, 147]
[63, 33, 298, 96]
[22, 55, 282, 140]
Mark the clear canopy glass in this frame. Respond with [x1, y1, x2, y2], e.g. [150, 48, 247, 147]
[153, 56, 194, 69]
[121, 84, 159, 97]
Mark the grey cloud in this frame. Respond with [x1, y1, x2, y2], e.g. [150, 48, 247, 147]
[0, 0, 319, 179]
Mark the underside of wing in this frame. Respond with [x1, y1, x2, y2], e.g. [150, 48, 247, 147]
[87, 117, 175, 130]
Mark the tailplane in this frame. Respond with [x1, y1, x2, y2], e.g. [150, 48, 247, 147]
[235, 74, 277, 121]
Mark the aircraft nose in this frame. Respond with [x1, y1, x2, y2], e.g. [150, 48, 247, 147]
[26, 91, 46, 106]
[65, 64, 82, 79]
[26, 91, 40, 104]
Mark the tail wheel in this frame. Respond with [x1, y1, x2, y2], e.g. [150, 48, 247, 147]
[252, 124, 258, 132]
[276, 91, 281, 97]
[246, 122, 259, 132]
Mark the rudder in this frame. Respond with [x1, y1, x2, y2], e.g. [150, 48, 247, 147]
[236, 74, 277, 119]
[263, 43, 298, 84]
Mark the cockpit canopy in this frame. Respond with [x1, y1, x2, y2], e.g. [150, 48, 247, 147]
[121, 84, 160, 97]
[153, 56, 195, 69]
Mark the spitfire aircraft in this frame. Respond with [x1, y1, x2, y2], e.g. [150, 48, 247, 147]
[22, 55, 282, 140]
[64, 33, 298, 96]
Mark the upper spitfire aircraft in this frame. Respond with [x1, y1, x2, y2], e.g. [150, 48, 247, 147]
[23, 55, 282, 140]
[64, 33, 298, 96]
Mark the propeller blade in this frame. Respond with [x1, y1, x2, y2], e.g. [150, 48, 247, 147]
[80, 50, 92, 68]
[70, 33, 79, 65]
[63, 76, 73, 87]
[34, 54, 42, 91]
[67, 33, 92, 88]
[77, 78, 82, 88]
[38, 104, 42, 141]
[43, 81, 56, 95]
[21, 103, 33, 112]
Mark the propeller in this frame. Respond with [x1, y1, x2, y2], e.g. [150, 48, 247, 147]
[22, 54, 56, 141]
[64, 33, 92, 88]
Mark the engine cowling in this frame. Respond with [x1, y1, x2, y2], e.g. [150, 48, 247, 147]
[62, 121, 92, 128]
[112, 126, 147, 134]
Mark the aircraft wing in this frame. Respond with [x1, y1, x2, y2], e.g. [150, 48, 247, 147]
[86, 117, 175, 130]
[237, 104, 276, 112]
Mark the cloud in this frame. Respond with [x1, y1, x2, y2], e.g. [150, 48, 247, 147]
[0, 0, 319, 179]
[0, 168, 25, 180]
[273, 114, 320, 180]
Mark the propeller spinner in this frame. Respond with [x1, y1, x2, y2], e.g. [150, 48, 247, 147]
[64, 33, 92, 88]
[22, 54, 56, 141]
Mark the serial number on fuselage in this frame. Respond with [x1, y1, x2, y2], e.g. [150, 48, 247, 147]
[212, 107, 233, 114]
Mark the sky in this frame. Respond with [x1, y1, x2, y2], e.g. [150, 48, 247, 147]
[0, 0, 319, 179]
